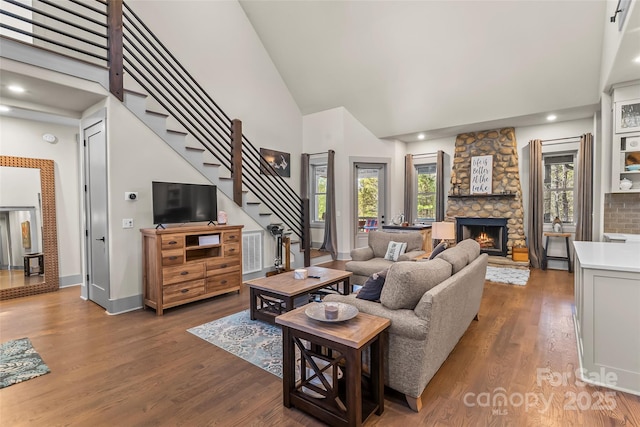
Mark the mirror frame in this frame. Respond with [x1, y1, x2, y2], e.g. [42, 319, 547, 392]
[0, 155, 59, 299]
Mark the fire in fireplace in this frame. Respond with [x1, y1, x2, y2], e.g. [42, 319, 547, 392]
[456, 217, 508, 257]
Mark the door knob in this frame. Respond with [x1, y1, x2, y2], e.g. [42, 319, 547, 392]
[96, 237, 105, 242]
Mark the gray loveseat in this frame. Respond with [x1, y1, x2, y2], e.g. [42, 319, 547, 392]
[345, 230, 426, 285]
[325, 239, 488, 411]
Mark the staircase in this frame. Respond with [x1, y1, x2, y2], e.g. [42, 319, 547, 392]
[0, 0, 311, 269]
[122, 89, 274, 231]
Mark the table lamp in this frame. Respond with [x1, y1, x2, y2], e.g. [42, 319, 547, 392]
[432, 221, 455, 244]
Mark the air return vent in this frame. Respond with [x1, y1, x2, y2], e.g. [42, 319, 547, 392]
[242, 231, 262, 274]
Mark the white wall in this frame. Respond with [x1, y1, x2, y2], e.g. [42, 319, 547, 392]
[127, 0, 303, 193]
[0, 115, 83, 281]
[95, 97, 268, 301]
[303, 107, 404, 258]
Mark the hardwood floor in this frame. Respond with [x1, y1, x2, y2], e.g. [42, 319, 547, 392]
[1, 265, 639, 426]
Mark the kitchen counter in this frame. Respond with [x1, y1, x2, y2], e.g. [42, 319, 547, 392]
[573, 241, 640, 273]
[572, 241, 640, 396]
[603, 233, 640, 243]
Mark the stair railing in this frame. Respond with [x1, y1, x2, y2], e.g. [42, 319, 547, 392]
[0, 0, 309, 255]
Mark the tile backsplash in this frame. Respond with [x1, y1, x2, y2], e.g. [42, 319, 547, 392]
[604, 193, 640, 234]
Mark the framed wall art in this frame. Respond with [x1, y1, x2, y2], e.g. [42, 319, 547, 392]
[470, 155, 493, 194]
[615, 99, 640, 134]
[260, 148, 291, 177]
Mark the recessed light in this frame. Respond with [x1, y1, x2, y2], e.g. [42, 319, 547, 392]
[547, 114, 557, 121]
[8, 85, 25, 93]
[633, 55, 640, 64]
[0, 105, 10, 112]
[417, 133, 425, 140]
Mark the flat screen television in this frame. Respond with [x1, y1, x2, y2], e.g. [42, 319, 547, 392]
[152, 181, 217, 225]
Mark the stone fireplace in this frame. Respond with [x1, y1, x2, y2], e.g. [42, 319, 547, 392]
[446, 128, 526, 259]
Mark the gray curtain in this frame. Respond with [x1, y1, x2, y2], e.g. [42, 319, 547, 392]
[320, 150, 337, 259]
[301, 153, 310, 250]
[404, 154, 414, 224]
[575, 133, 593, 241]
[436, 150, 445, 222]
[528, 139, 544, 268]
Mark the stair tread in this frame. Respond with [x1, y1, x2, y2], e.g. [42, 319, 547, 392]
[167, 129, 188, 136]
[146, 109, 169, 118]
[123, 89, 148, 98]
[185, 146, 205, 152]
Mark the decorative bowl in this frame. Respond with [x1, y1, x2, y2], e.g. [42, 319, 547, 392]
[305, 302, 359, 322]
[625, 164, 640, 171]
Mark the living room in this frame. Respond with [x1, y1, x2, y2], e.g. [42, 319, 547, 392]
[1, 0, 639, 425]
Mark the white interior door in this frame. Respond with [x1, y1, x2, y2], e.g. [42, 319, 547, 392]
[83, 115, 110, 309]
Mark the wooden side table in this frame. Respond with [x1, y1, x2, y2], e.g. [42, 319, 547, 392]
[542, 232, 572, 272]
[276, 306, 390, 427]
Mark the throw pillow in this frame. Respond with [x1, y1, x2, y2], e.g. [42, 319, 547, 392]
[429, 241, 448, 260]
[384, 241, 407, 261]
[356, 269, 388, 302]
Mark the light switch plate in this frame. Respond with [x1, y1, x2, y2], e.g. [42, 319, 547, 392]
[122, 218, 134, 228]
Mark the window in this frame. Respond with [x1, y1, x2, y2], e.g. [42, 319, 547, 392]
[415, 163, 436, 222]
[543, 153, 576, 224]
[311, 164, 327, 224]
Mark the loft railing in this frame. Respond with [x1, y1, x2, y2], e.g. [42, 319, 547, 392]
[0, 0, 108, 66]
[0, 0, 310, 259]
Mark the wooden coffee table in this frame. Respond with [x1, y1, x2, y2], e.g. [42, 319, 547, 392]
[245, 266, 352, 324]
[276, 305, 391, 426]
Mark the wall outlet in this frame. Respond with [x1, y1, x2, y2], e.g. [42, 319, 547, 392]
[122, 218, 134, 229]
[125, 192, 138, 201]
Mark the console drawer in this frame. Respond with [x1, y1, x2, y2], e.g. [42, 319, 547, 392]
[163, 279, 205, 304]
[224, 231, 240, 243]
[162, 249, 184, 266]
[161, 235, 184, 250]
[206, 272, 241, 293]
[206, 257, 241, 276]
[224, 242, 240, 257]
[163, 263, 204, 285]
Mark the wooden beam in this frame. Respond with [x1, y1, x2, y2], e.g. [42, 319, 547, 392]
[231, 119, 243, 206]
[107, 0, 123, 101]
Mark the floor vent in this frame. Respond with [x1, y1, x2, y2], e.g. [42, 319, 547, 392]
[242, 231, 262, 274]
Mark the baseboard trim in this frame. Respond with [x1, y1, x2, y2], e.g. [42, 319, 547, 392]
[59, 274, 83, 288]
[107, 294, 143, 315]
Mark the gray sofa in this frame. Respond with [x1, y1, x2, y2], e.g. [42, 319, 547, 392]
[325, 239, 488, 411]
[345, 230, 426, 285]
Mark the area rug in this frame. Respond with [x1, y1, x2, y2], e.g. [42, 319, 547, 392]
[188, 310, 284, 377]
[485, 266, 530, 286]
[0, 337, 50, 388]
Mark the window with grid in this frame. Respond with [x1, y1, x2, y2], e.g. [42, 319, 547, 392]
[311, 164, 327, 224]
[415, 163, 437, 222]
[543, 153, 576, 224]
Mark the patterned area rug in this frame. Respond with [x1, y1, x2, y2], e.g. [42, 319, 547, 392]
[485, 266, 530, 286]
[0, 337, 50, 388]
[188, 310, 284, 377]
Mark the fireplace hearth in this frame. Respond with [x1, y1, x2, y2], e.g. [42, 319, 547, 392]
[456, 217, 508, 257]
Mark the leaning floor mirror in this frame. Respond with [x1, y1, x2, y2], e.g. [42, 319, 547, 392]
[0, 156, 59, 299]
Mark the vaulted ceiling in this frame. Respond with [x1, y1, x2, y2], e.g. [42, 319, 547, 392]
[240, 1, 639, 142]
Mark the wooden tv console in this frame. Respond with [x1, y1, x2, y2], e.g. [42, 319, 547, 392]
[141, 224, 244, 315]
